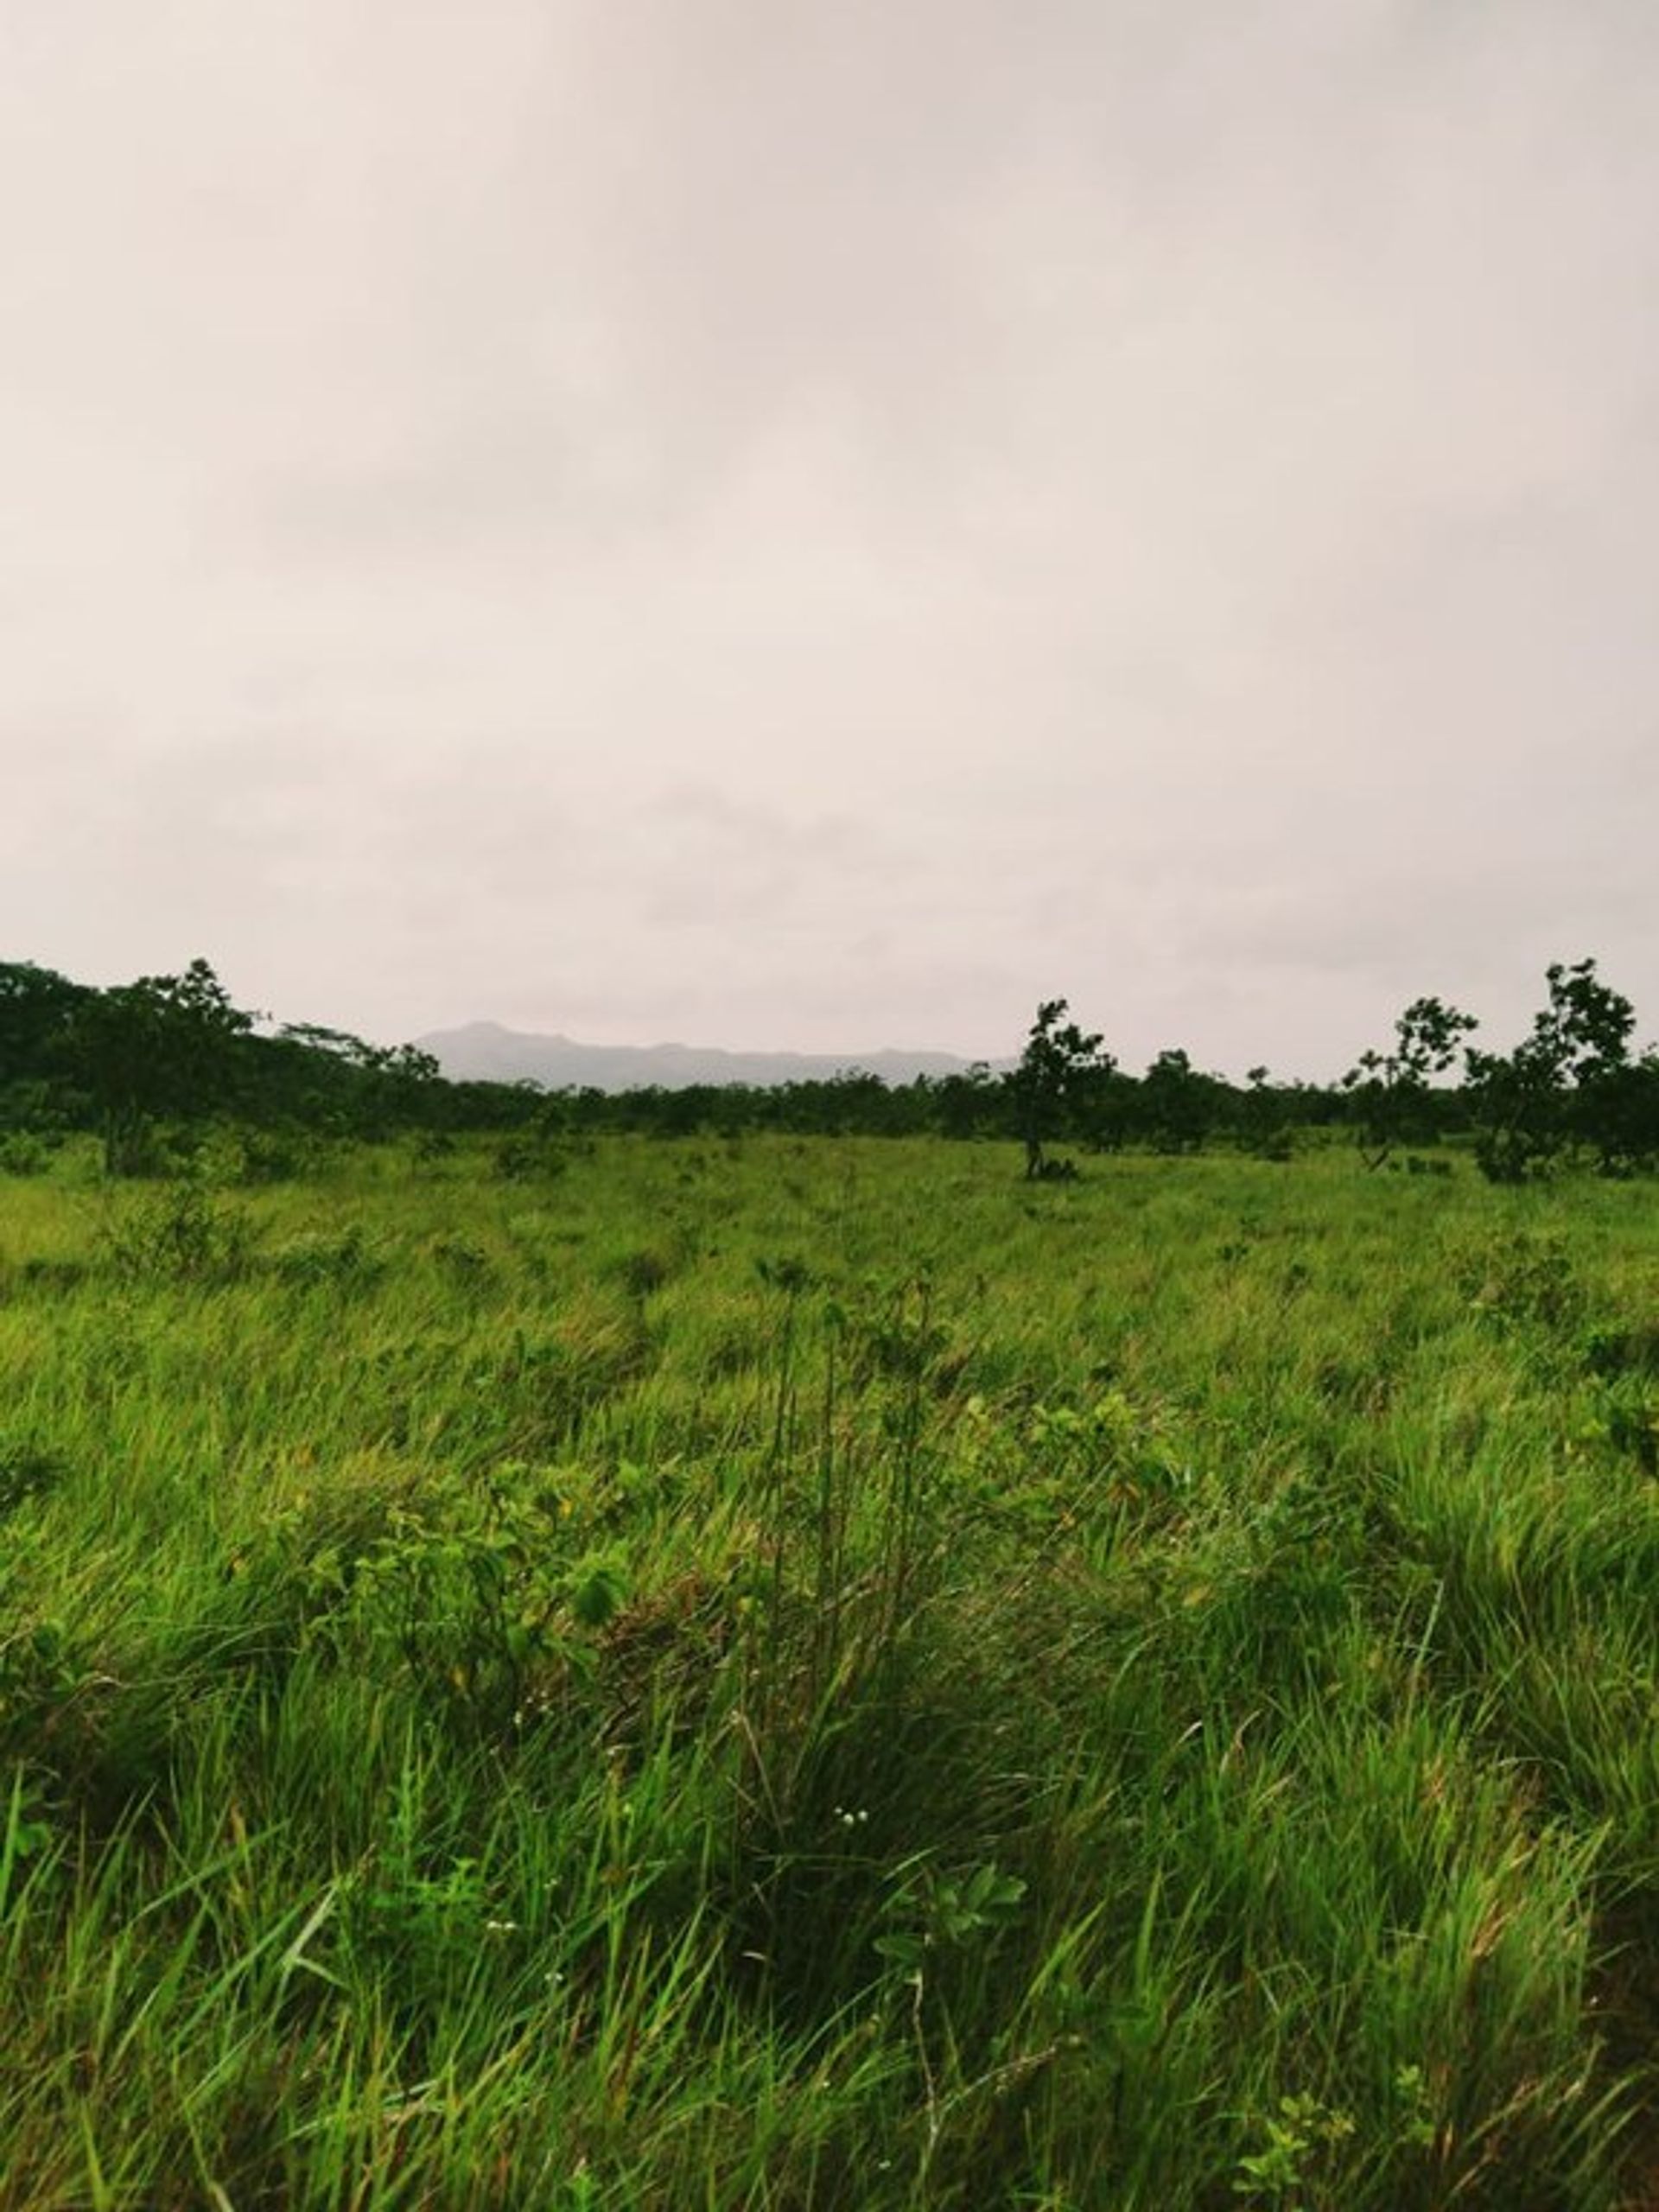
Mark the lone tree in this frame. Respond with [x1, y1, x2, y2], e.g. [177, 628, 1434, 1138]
[1009, 999, 1107, 1179]
[1342, 995, 1478, 1170]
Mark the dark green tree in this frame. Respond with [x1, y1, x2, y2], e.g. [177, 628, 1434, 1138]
[1342, 995, 1478, 1169]
[0, 961, 86, 1077]
[1466, 959, 1634, 1183]
[68, 957, 256, 1173]
[1009, 999, 1107, 1179]
[1140, 1047, 1219, 1154]
[1236, 1065, 1294, 1161]
[933, 1062, 1002, 1141]
[0, 962, 89, 1128]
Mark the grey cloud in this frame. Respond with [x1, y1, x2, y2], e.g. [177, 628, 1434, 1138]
[4, 1, 1659, 1067]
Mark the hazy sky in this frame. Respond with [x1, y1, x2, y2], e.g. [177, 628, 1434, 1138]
[4, 0, 1656, 1075]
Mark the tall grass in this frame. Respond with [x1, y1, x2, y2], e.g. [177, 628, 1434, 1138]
[1, 1136, 1656, 2205]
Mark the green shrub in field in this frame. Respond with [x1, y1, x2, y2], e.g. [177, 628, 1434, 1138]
[267, 1223, 384, 1289]
[1454, 1227, 1586, 1331]
[101, 1178, 257, 1285]
[1581, 1318, 1659, 1381]
[0, 1132, 56, 1176]
[0, 1436, 66, 1518]
[282, 1470, 632, 1740]
[0, 1613, 81, 1763]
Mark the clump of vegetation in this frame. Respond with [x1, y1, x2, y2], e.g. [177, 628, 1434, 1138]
[106, 1180, 257, 1286]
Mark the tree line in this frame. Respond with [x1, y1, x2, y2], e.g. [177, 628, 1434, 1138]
[1011, 961, 1659, 1182]
[3, 953, 1656, 1181]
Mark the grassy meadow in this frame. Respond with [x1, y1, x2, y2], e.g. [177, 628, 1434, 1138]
[3, 1132, 1659, 2208]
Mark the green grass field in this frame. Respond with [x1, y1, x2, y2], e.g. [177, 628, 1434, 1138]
[3, 1135, 1659, 2209]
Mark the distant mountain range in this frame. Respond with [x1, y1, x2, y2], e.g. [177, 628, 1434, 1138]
[417, 1020, 993, 1093]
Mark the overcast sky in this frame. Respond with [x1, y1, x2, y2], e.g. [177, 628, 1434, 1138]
[3, 0, 1656, 1076]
